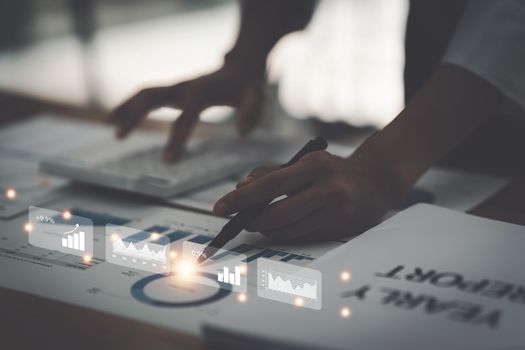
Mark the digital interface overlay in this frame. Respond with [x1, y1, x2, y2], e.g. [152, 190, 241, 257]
[182, 241, 247, 293]
[28, 206, 93, 258]
[257, 258, 322, 310]
[106, 224, 171, 274]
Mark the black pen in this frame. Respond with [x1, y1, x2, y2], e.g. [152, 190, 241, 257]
[197, 137, 328, 264]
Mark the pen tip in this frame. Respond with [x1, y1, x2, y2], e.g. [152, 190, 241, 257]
[314, 136, 328, 149]
[196, 253, 206, 264]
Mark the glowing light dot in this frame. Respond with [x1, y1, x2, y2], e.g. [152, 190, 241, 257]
[24, 222, 33, 233]
[150, 232, 160, 240]
[340, 270, 351, 282]
[177, 260, 194, 278]
[62, 210, 72, 220]
[170, 251, 178, 258]
[111, 233, 119, 242]
[83, 255, 92, 263]
[340, 307, 352, 318]
[294, 297, 304, 307]
[240, 265, 248, 274]
[5, 188, 16, 200]
[237, 293, 247, 303]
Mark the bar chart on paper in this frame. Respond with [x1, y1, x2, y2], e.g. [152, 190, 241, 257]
[61, 224, 85, 251]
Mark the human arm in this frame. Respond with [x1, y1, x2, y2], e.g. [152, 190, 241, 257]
[213, 64, 504, 240]
[109, 0, 315, 161]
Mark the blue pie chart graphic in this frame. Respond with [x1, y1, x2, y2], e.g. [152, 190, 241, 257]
[131, 272, 232, 307]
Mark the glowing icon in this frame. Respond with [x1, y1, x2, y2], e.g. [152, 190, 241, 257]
[28, 206, 93, 258]
[217, 266, 241, 286]
[61, 224, 85, 251]
[257, 258, 322, 310]
[237, 293, 247, 303]
[182, 241, 247, 292]
[105, 224, 171, 274]
[265, 270, 318, 300]
[112, 237, 167, 263]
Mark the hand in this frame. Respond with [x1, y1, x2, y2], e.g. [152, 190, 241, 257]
[109, 64, 266, 161]
[213, 150, 396, 242]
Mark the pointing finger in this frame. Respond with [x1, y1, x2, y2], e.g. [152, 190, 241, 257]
[235, 81, 265, 136]
[163, 104, 202, 162]
[110, 85, 182, 139]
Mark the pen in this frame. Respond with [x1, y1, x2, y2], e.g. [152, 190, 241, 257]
[197, 137, 328, 264]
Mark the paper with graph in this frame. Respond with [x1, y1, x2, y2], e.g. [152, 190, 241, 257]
[203, 205, 525, 350]
[0, 190, 342, 336]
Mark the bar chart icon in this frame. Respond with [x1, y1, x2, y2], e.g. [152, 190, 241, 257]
[217, 266, 241, 286]
[182, 241, 247, 292]
[28, 206, 93, 258]
[61, 224, 85, 251]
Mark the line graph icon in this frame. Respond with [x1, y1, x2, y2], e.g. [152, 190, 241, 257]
[266, 270, 318, 300]
[112, 237, 167, 263]
[106, 224, 171, 274]
[257, 258, 322, 310]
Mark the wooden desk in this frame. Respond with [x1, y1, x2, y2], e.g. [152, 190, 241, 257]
[0, 90, 523, 349]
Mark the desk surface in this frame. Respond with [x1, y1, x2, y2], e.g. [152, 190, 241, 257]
[0, 90, 523, 349]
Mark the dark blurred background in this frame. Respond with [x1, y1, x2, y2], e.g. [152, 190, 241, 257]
[0, 0, 407, 128]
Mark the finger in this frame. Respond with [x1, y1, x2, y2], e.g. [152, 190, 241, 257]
[261, 206, 334, 242]
[110, 86, 176, 139]
[246, 187, 326, 232]
[214, 159, 322, 215]
[235, 82, 264, 136]
[236, 165, 280, 188]
[163, 104, 202, 162]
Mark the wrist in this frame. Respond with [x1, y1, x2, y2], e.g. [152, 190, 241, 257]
[346, 134, 414, 207]
[223, 47, 268, 81]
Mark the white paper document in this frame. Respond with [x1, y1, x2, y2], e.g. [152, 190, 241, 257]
[0, 153, 68, 218]
[0, 189, 343, 337]
[203, 204, 525, 350]
[0, 114, 116, 218]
